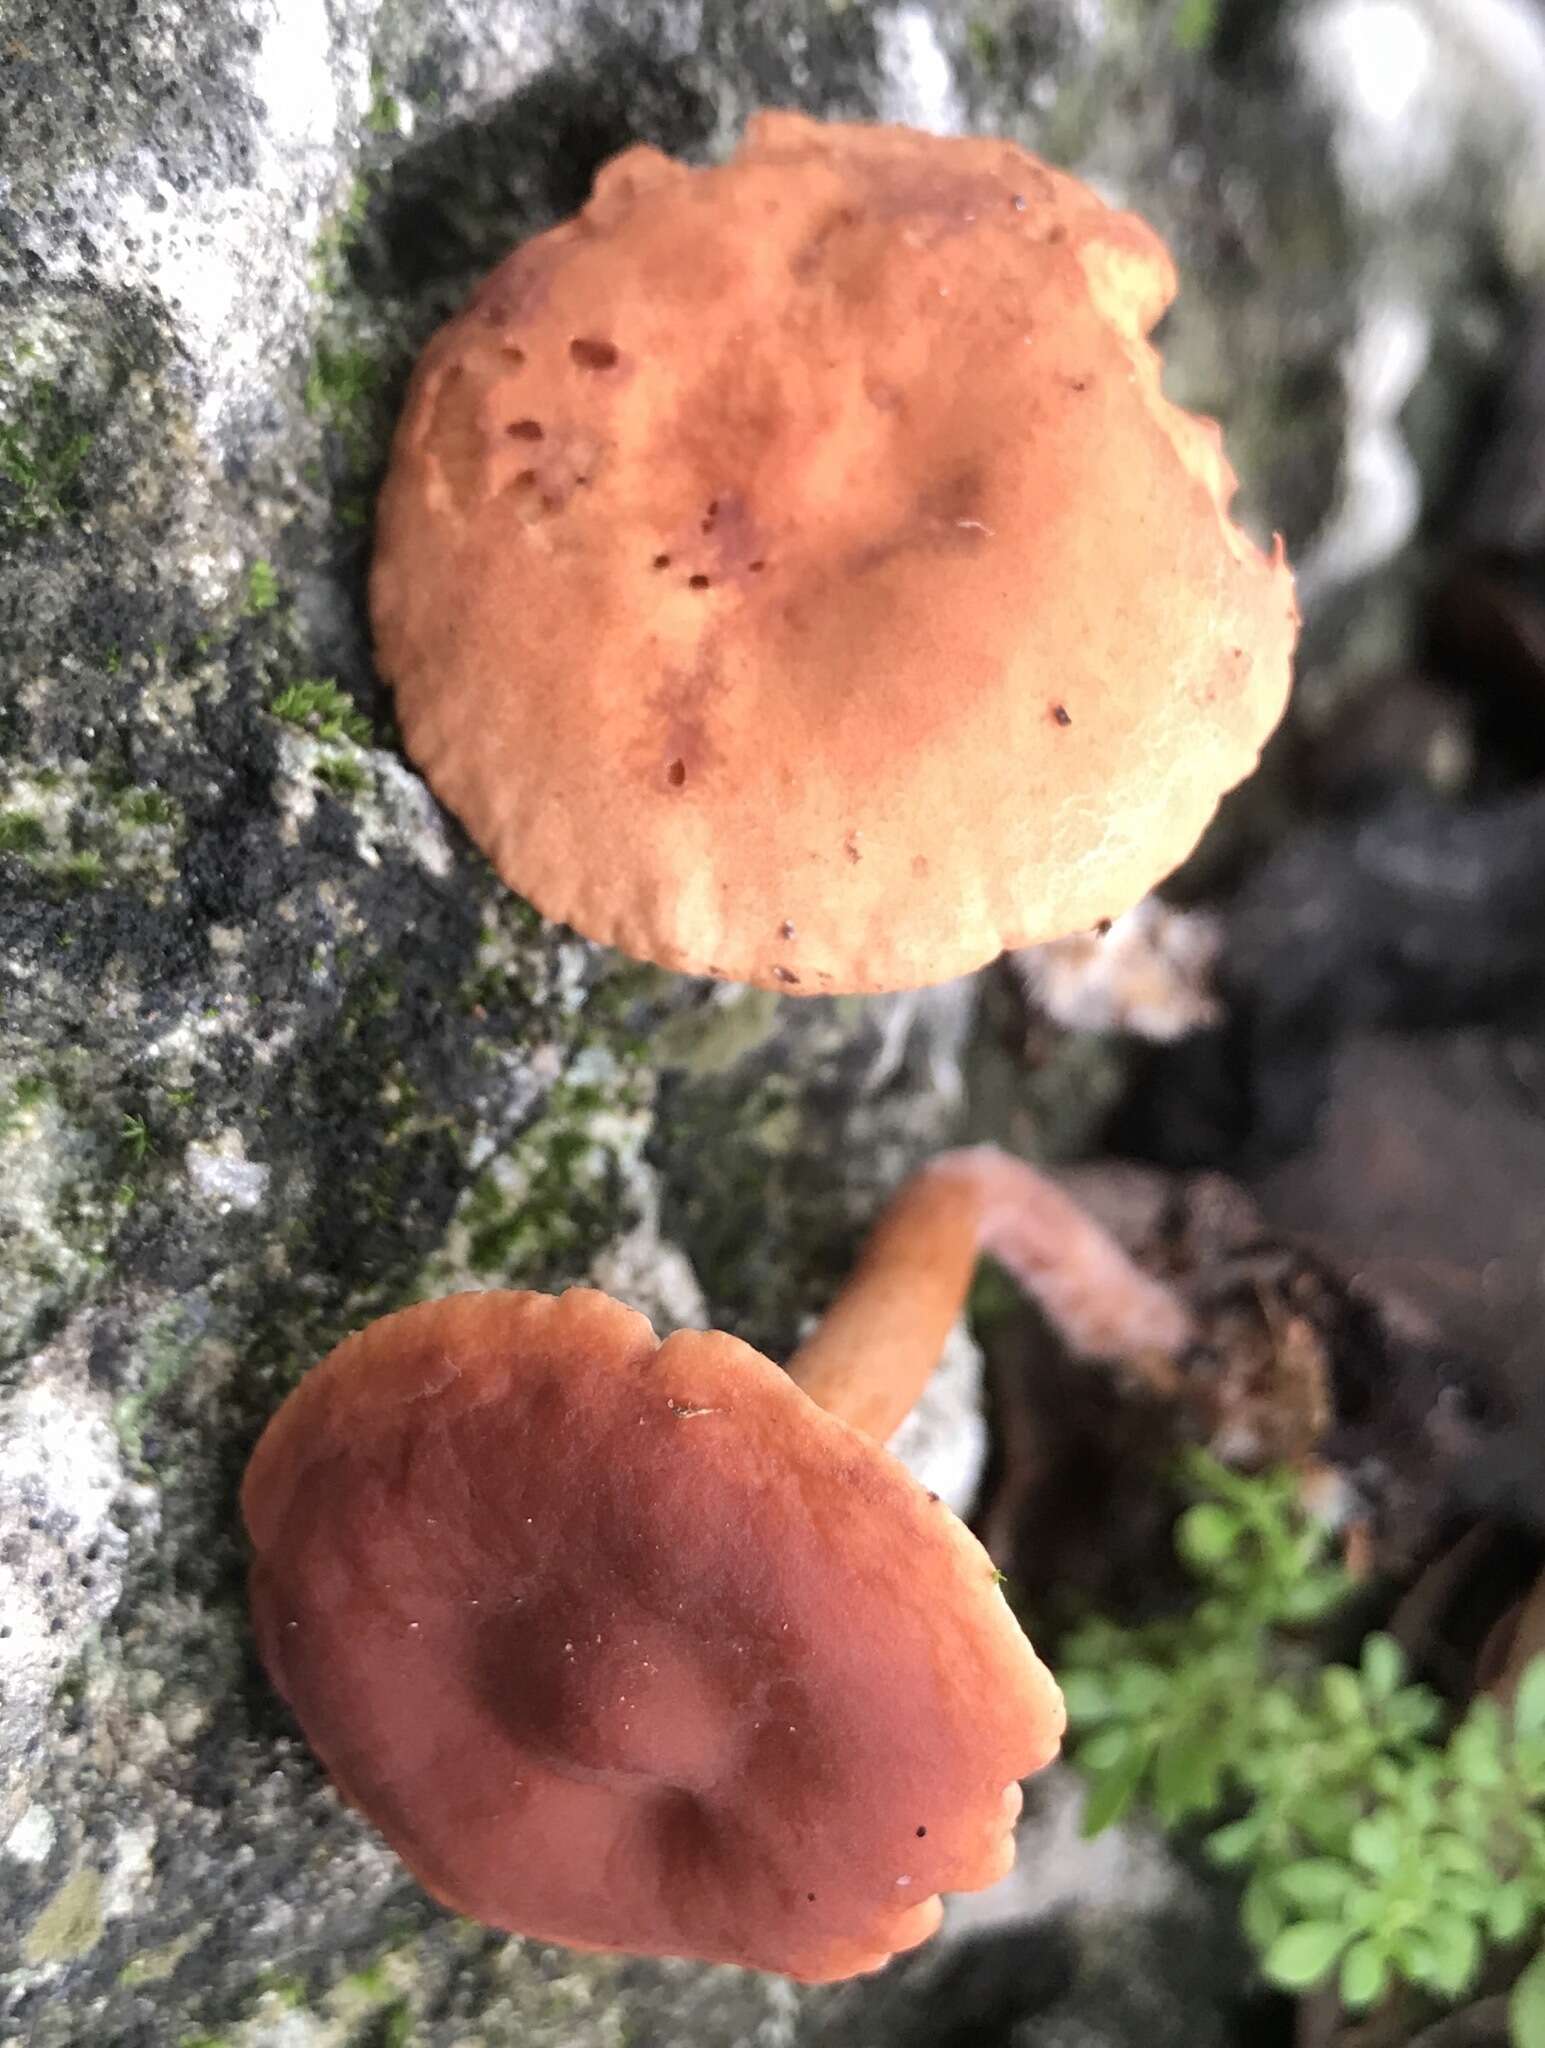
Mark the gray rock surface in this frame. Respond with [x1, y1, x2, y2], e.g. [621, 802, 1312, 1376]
[1, 0, 1535, 2042]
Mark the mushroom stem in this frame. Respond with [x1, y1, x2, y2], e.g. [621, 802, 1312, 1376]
[787, 1144, 1194, 1441]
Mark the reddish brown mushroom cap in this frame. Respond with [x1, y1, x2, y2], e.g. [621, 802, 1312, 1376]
[243, 1289, 1061, 1979]
[371, 110, 1297, 994]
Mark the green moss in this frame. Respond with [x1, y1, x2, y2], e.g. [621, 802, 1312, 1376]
[270, 678, 372, 745]
[244, 558, 280, 615]
[376, 2004, 413, 2048]
[115, 788, 180, 828]
[654, 989, 782, 1076]
[315, 753, 368, 797]
[120, 1112, 153, 1162]
[60, 850, 105, 888]
[0, 382, 92, 534]
[0, 810, 47, 855]
[254, 1971, 308, 2010]
[114, 1303, 201, 1457]
[1172, 0, 1219, 51]
[434, 1065, 648, 1286]
[366, 69, 404, 136]
[21, 1867, 105, 1965]
[966, 18, 1002, 71]
[311, 175, 371, 293]
[305, 339, 381, 450]
[120, 1934, 194, 1986]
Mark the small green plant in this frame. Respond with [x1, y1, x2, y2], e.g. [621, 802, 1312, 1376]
[120, 1113, 153, 1163]
[314, 753, 367, 797]
[115, 788, 179, 828]
[1060, 1455, 1545, 2045]
[270, 678, 371, 746]
[0, 810, 47, 855]
[245, 559, 281, 615]
[60, 849, 105, 887]
[365, 68, 403, 136]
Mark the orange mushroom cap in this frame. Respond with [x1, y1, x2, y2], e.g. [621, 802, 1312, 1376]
[243, 1288, 1060, 1980]
[371, 111, 1297, 995]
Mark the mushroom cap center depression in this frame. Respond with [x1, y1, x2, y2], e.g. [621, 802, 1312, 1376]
[243, 1288, 1062, 1980]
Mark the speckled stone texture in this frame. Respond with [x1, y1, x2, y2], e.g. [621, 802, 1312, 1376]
[3, 0, 1541, 2043]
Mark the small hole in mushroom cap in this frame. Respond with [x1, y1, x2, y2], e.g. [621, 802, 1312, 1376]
[667, 759, 687, 788]
[501, 344, 526, 366]
[507, 418, 544, 440]
[916, 1826, 927, 1837]
[1051, 702, 1072, 727]
[773, 965, 801, 986]
[748, 559, 767, 573]
[653, 553, 671, 570]
[570, 337, 620, 370]
[688, 574, 711, 590]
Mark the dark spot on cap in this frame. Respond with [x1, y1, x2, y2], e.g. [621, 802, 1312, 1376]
[1051, 703, 1072, 727]
[570, 337, 620, 370]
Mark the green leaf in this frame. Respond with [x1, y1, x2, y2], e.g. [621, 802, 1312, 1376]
[1263, 1921, 1350, 1990]
[1340, 1938, 1389, 2011]
[1080, 1726, 1135, 1774]
[1079, 1748, 1148, 1837]
[1424, 1912, 1482, 1998]
[1510, 1948, 1545, 2048]
[1275, 1860, 1355, 1913]
[1279, 1573, 1352, 1624]
[1350, 1815, 1401, 1876]
[1059, 1672, 1118, 1724]
[1206, 1818, 1261, 1868]
[1153, 1734, 1222, 1826]
[1178, 1503, 1238, 1570]
[1432, 1834, 1490, 1883]
[1110, 1663, 1169, 1716]
[1322, 1666, 1365, 1724]
[1361, 1634, 1404, 1700]
[1491, 1881, 1535, 1945]
[1453, 1700, 1507, 1788]
[1395, 1928, 1441, 1990]
[1243, 1875, 1288, 1952]
[1516, 1659, 1545, 1744]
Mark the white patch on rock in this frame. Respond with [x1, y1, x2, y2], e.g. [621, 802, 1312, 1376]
[1300, 0, 1442, 199]
[1300, 0, 1545, 236]
[102, 1822, 159, 1922]
[352, 755, 456, 879]
[877, 5, 966, 134]
[4, 1804, 58, 1867]
[1294, 290, 1430, 602]
[0, 1342, 129, 1825]
[185, 1131, 271, 1213]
